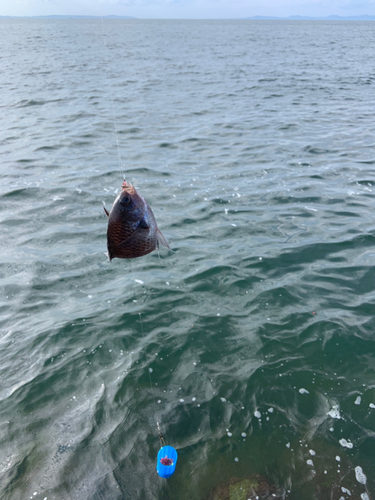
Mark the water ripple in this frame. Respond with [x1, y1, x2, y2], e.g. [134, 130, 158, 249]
[1, 18, 375, 500]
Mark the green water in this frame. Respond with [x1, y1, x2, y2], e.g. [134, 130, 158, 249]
[1, 18, 375, 500]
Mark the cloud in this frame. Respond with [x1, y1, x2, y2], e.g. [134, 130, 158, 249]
[339, 0, 375, 10]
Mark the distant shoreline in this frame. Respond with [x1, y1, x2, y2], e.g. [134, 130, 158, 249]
[1, 14, 375, 21]
[0, 15, 136, 19]
[245, 15, 375, 20]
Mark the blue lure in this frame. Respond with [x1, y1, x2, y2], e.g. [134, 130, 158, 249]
[156, 446, 178, 478]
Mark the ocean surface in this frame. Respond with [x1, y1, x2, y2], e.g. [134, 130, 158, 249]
[1, 18, 375, 500]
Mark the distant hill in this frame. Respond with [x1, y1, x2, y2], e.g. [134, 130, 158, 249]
[244, 15, 375, 20]
[0, 15, 136, 19]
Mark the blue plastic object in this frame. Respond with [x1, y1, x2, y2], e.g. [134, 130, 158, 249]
[156, 445, 178, 478]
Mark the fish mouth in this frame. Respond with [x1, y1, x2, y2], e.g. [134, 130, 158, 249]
[121, 181, 136, 194]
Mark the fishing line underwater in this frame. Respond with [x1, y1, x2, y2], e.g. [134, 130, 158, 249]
[99, 18, 178, 479]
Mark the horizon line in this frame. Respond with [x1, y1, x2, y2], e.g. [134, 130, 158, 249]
[1, 14, 375, 21]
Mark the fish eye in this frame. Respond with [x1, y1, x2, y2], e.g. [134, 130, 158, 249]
[121, 195, 131, 206]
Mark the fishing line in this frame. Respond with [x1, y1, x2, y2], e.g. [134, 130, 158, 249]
[148, 363, 166, 449]
[148, 350, 177, 478]
[130, 261, 168, 450]
[100, 19, 177, 477]
[100, 17, 125, 180]
[138, 284, 167, 447]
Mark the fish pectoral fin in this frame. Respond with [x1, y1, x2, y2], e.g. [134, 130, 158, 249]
[103, 206, 109, 217]
[156, 229, 171, 250]
[115, 227, 147, 249]
[113, 226, 155, 258]
[115, 233, 137, 248]
[113, 220, 148, 250]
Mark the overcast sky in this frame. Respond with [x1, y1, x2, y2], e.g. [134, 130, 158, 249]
[1, 0, 375, 19]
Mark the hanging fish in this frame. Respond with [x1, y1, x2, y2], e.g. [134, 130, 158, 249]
[104, 181, 170, 260]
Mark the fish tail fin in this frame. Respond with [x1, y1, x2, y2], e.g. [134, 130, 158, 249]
[156, 229, 171, 251]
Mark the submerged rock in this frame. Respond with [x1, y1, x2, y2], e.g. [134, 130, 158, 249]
[203, 474, 282, 500]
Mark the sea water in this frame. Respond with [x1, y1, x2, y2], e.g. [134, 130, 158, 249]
[1, 18, 375, 499]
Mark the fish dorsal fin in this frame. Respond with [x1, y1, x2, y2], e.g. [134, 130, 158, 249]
[156, 229, 170, 250]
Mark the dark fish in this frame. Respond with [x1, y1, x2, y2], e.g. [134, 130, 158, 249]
[104, 181, 170, 260]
